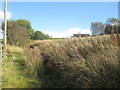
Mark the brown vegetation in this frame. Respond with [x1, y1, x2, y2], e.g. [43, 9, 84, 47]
[3, 35, 119, 88]
[28, 35, 119, 88]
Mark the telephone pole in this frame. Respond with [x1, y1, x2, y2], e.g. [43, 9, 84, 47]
[3, 0, 7, 60]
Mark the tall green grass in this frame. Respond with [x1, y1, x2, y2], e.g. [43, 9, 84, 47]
[2, 45, 41, 88]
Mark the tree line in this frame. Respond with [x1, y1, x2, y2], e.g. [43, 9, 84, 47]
[2, 17, 119, 46]
[2, 19, 50, 46]
[90, 18, 120, 35]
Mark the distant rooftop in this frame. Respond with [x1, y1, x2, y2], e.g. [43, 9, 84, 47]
[72, 34, 90, 37]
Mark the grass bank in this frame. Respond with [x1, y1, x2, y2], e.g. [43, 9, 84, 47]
[2, 35, 120, 88]
[31, 35, 119, 88]
[2, 45, 41, 88]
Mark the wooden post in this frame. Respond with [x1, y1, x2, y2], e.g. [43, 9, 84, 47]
[0, 40, 2, 90]
[3, 0, 7, 60]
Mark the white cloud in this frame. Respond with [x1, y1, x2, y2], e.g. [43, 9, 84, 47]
[43, 27, 91, 38]
[0, 11, 12, 20]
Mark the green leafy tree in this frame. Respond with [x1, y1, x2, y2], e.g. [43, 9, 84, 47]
[105, 18, 120, 34]
[34, 31, 50, 40]
[44, 34, 50, 39]
[105, 24, 112, 34]
[16, 19, 35, 39]
[2, 20, 29, 46]
[16, 19, 32, 29]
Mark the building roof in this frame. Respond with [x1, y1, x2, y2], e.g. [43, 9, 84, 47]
[73, 34, 89, 37]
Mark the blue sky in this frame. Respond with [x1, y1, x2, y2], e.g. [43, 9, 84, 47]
[0, 2, 118, 38]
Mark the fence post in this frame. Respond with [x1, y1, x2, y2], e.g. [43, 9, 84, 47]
[0, 41, 2, 90]
[3, 0, 7, 60]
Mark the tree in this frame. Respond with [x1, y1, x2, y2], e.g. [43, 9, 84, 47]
[44, 34, 50, 39]
[106, 18, 118, 25]
[90, 22, 105, 35]
[16, 19, 35, 39]
[2, 20, 30, 46]
[105, 18, 120, 34]
[34, 31, 44, 40]
[34, 31, 50, 40]
[105, 24, 112, 34]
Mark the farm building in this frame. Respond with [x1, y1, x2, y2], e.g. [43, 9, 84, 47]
[71, 34, 90, 38]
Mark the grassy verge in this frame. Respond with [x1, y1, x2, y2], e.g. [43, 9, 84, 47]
[2, 45, 62, 88]
[2, 45, 41, 88]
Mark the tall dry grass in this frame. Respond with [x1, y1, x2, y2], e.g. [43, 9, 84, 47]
[29, 35, 119, 88]
[5, 35, 119, 88]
